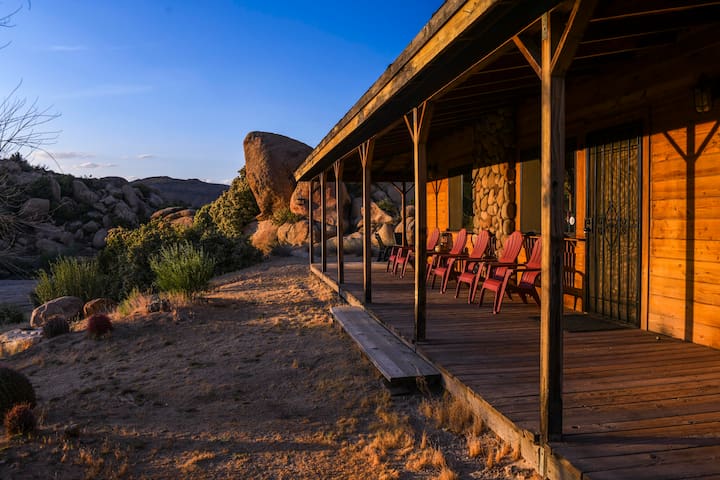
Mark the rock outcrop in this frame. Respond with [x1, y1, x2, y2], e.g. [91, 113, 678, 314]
[0, 155, 230, 277]
[243, 132, 312, 218]
[30, 296, 84, 328]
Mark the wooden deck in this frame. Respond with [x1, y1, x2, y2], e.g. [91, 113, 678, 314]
[313, 261, 720, 480]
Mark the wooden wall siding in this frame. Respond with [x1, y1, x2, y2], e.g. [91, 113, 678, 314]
[428, 179, 449, 232]
[649, 119, 720, 349]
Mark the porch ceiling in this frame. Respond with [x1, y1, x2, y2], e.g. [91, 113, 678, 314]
[296, 0, 720, 184]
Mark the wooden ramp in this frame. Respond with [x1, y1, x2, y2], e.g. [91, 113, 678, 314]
[331, 305, 439, 386]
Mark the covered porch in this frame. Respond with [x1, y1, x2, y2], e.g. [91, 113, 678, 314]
[316, 260, 720, 479]
[293, 0, 720, 477]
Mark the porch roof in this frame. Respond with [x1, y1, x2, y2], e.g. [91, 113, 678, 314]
[294, 0, 720, 183]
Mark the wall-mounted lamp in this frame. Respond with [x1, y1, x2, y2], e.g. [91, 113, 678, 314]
[693, 75, 714, 113]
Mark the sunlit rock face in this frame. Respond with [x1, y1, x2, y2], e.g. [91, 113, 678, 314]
[243, 131, 312, 219]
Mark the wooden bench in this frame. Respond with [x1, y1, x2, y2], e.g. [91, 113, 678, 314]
[331, 306, 440, 386]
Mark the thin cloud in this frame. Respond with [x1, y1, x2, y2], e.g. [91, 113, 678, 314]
[137, 153, 156, 160]
[74, 162, 117, 169]
[33, 151, 95, 160]
[48, 45, 88, 52]
[57, 84, 153, 99]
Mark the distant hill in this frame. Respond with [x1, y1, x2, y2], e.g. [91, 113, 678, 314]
[131, 176, 229, 209]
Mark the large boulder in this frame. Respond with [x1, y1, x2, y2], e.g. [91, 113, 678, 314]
[243, 132, 312, 218]
[30, 296, 84, 328]
[83, 298, 117, 317]
[72, 179, 99, 205]
[277, 220, 314, 246]
[35, 238, 65, 256]
[121, 184, 141, 211]
[19, 198, 50, 220]
[290, 181, 350, 226]
[113, 201, 138, 227]
[92, 228, 108, 249]
[250, 220, 279, 254]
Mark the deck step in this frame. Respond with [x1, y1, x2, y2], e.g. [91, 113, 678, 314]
[331, 305, 440, 385]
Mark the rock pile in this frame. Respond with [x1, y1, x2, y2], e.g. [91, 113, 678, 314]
[0, 156, 227, 277]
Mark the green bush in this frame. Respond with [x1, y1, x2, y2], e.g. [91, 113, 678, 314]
[149, 242, 215, 297]
[34, 256, 107, 304]
[99, 220, 185, 298]
[271, 207, 302, 226]
[376, 198, 398, 218]
[0, 303, 24, 325]
[195, 167, 258, 238]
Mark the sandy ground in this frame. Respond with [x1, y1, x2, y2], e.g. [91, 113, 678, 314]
[0, 256, 539, 479]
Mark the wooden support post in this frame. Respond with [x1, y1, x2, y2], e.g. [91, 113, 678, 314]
[320, 171, 327, 273]
[515, 1, 596, 443]
[404, 102, 433, 342]
[308, 179, 314, 265]
[401, 182, 407, 246]
[333, 160, 344, 284]
[359, 139, 375, 303]
[391, 182, 413, 246]
[540, 11, 565, 442]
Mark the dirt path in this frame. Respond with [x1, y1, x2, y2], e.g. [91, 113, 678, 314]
[0, 280, 36, 315]
[0, 257, 538, 479]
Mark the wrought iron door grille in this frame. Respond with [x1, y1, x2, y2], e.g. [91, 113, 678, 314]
[587, 127, 641, 326]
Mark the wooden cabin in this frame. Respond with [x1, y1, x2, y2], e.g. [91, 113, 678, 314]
[293, 0, 720, 471]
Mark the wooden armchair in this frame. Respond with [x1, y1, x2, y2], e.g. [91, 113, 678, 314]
[478, 235, 542, 314]
[393, 228, 440, 277]
[464, 231, 523, 305]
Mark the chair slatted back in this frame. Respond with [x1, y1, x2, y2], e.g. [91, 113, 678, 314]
[494, 231, 524, 279]
[426, 228, 440, 251]
[519, 237, 542, 287]
[449, 229, 467, 255]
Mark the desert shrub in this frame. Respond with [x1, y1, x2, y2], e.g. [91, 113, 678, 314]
[26, 176, 52, 200]
[271, 207, 302, 226]
[99, 220, 186, 298]
[193, 229, 262, 273]
[87, 313, 113, 338]
[194, 167, 258, 238]
[42, 315, 70, 338]
[376, 198, 398, 218]
[34, 256, 107, 304]
[0, 367, 36, 416]
[54, 174, 75, 197]
[4, 402, 36, 436]
[0, 303, 24, 325]
[149, 242, 215, 296]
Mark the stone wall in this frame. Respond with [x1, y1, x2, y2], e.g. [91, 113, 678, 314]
[472, 109, 516, 250]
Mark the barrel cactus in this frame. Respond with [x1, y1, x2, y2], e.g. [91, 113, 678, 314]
[87, 313, 113, 338]
[42, 315, 70, 338]
[0, 367, 36, 417]
[4, 402, 36, 436]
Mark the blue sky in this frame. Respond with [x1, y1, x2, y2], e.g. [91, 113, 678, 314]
[1, 1, 441, 183]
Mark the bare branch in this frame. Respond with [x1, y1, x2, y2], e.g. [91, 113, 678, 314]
[0, 82, 61, 162]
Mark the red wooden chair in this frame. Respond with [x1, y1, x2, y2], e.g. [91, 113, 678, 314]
[427, 229, 468, 292]
[453, 230, 492, 301]
[465, 231, 523, 305]
[393, 228, 439, 276]
[478, 234, 542, 314]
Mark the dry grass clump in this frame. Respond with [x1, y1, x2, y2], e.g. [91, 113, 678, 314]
[405, 446, 446, 471]
[436, 466, 459, 480]
[419, 393, 479, 435]
[466, 434, 484, 458]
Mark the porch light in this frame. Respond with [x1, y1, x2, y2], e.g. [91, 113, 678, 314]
[693, 75, 713, 113]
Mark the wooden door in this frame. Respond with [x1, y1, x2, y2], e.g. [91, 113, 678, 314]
[585, 126, 642, 326]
